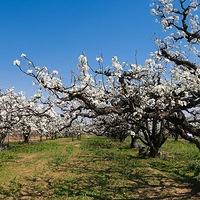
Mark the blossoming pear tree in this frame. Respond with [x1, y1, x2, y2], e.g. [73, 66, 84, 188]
[149, 0, 200, 147]
[0, 88, 22, 145]
[14, 50, 172, 157]
[14, 0, 200, 157]
[0, 86, 58, 144]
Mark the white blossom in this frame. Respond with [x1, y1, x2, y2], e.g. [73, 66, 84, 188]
[21, 53, 26, 59]
[96, 57, 103, 62]
[52, 70, 58, 75]
[27, 70, 33, 74]
[13, 59, 20, 66]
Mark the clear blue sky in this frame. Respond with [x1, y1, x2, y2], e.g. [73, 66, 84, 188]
[0, 0, 161, 97]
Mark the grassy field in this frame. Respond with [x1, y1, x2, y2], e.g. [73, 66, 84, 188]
[0, 135, 200, 199]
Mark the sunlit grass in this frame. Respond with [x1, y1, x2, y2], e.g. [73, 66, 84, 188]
[0, 135, 200, 199]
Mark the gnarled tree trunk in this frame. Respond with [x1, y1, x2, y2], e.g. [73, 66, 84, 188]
[24, 134, 29, 143]
[149, 146, 159, 158]
[130, 135, 137, 148]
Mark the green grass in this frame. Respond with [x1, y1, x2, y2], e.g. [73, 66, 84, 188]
[47, 145, 74, 167]
[8, 141, 61, 153]
[0, 135, 200, 199]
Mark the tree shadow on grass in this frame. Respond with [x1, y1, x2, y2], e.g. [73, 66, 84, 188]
[46, 171, 195, 200]
[43, 154, 199, 200]
[1, 172, 196, 200]
[149, 161, 200, 198]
